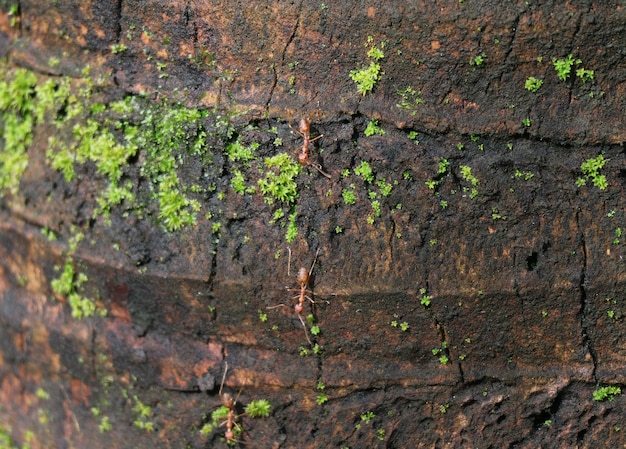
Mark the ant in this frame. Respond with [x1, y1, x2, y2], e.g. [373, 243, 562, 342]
[218, 362, 243, 445]
[290, 118, 331, 179]
[269, 248, 320, 346]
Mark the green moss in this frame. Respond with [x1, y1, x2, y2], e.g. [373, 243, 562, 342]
[0, 67, 38, 195]
[470, 52, 487, 66]
[459, 165, 479, 199]
[350, 37, 385, 96]
[364, 119, 385, 136]
[576, 67, 594, 83]
[285, 209, 298, 243]
[396, 86, 423, 115]
[257, 153, 301, 205]
[350, 62, 381, 96]
[245, 399, 271, 418]
[132, 395, 154, 432]
[524, 77, 543, 92]
[593, 386, 621, 402]
[49, 231, 104, 319]
[354, 160, 374, 183]
[230, 169, 247, 194]
[226, 137, 258, 164]
[342, 188, 356, 205]
[577, 153, 608, 190]
[553, 54, 580, 81]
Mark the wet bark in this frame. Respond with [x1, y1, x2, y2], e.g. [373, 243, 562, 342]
[0, 1, 625, 448]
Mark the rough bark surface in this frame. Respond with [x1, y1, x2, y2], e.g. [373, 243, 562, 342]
[0, 1, 625, 448]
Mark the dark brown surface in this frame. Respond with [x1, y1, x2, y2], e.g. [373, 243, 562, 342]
[1, 1, 625, 448]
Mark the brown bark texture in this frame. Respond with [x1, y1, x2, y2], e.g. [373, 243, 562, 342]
[0, 1, 625, 448]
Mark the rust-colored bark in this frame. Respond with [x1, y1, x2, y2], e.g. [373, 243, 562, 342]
[1, 1, 625, 448]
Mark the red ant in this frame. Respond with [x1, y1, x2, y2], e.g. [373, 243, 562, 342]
[269, 248, 320, 346]
[218, 362, 243, 445]
[290, 118, 331, 179]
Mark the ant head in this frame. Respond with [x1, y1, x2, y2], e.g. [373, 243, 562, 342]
[294, 303, 304, 314]
[298, 151, 309, 165]
[221, 392, 234, 408]
[225, 429, 235, 441]
[296, 267, 309, 284]
[298, 117, 311, 133]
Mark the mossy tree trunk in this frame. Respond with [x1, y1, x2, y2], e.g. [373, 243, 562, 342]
[0, 1, 625, 448]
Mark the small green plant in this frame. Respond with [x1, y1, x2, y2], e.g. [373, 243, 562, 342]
[285, 209, 298, 243]
[110, 43, 128, 54]
[459, 165, 479, 199]
[593, 386, 621, 402]
[35, 388, 49, 400]
[258, 309, 268, 322]
[525, 77, 543, 92]
[245, 399, 272, 418]
[98, 416, 112, 433]
[354, 160, 374, 182]
[0, 67, 39, 196]
[432, 341, 449, 364]
[230, 169, 247, 194]
[396, 86, 423, 115]
[438, 158, 449, 175]
[350, 37, 385, 95]
[407, 130, 419, 144]
[514, 169, 534, 181]
[364, 119, 386, 136]
[522, 117, 532, 127]
[342, 188, 356, 205]
[614, 228, 622, 245]
[419, 288, 431, 307]
[470, 52, 487, 66]
[226, 138, 258, 164]
[132, 395, 154, 432]
[576, 153, 608, 190]
[258, 153, 302, 205]
[360, 411, 375, 424]
[7, 3, 19, 27]
[576, 67, 594, 83]
[316, 393, 328, 405]
[370, 200, 381, 218]
[376, 178, 393, 196]
[553, 54, 580, 81]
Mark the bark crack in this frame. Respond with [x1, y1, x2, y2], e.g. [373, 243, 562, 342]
[265, 1, 303, 110]
[577, 211, 597, 381]
[115, 0, 124, 42]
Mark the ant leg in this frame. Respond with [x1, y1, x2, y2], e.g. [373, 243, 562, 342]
[309, 133, 324, 143]
[288, 121, 305, 139]
[267, 303, 288, 310]
[233, 387, 243, 406]
[310, 162, 331, 179]
[297, 313, 313, 346]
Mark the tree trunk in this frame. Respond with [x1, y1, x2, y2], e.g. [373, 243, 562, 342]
[0, 1, 625, 447]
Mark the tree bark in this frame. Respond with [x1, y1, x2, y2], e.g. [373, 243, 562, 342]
[0, 1, 625, 448]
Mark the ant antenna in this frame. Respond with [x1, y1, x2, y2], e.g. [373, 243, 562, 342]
[287, 247, 292, 277]
[309, 248, 320, 277]
[219, 361, 229, 397]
